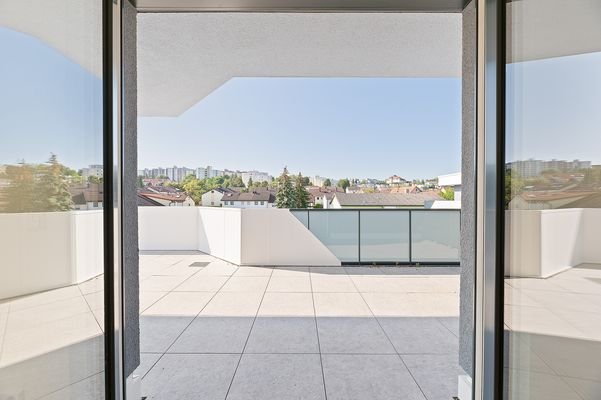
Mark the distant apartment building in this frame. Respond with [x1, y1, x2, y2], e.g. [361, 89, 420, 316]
[166, 166, 195, 182]
[196, 165, 226, 179]
[81, 164, 103, 180]
[310, 175, 329, 187]
[221, 190, 276, 208]
[330, 192, 442, 208]
[140, 167, 167, 178]
[507, 158, 592, 178]
[240, 170, 272, 186]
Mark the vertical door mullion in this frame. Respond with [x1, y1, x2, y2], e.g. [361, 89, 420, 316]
[475, 0, 505, 399]
[103, 0, 124, 399]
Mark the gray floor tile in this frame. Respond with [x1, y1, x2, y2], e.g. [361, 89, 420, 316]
[140, 316, 193, 353]
[438, 317, 459, 337]
[379, 317, 458, 354]
[402, 354, 461, 400]
[322, 354, 426, 400]
[245, 317, 319, 353]
[168, 316, 254, 354]
[142, 354, 239, 400]
[135, 353, 162, 378]
[226, 354, 326, 400]
[317, 317, 396, 354]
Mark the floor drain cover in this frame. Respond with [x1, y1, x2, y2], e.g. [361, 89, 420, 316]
[189, 262, 210, 267]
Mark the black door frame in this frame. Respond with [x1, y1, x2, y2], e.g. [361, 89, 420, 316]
[106, 1, 507, 399]
[103, 0, 124, 399]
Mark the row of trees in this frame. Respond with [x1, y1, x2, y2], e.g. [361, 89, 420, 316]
[1, 154, 74, 213]
[275, 167, 310, 208]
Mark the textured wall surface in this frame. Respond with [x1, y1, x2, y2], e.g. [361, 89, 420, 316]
[459, 0, 476, 377]
[137, 12, 462, 116]
[123, 0, 140, 378]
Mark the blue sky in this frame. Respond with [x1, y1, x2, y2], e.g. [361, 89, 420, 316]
[0, 27, 103, 169]
[2, 25, 600, 180]
[139, 77, 462, 179]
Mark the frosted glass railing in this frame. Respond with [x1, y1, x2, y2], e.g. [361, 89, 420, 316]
[291, 209, 460, 264]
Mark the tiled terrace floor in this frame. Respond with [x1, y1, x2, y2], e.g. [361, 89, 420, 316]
[137, 251, 462, 400]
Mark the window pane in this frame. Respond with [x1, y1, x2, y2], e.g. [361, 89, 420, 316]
[0, 1, 105, 398]
[360, 210, 410, 262]
[504, 1, 601, 399]
[309, 211, 359, 262]
[411, 210, 460, 263]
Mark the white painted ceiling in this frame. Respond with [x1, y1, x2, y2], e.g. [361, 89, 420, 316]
[137, 13, 462, 117]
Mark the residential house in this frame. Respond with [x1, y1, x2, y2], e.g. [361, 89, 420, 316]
[330, 192, 442, 208]
[71, 183, 103, 210]
[138, 188, 195, 206]
[509, 191, 596, 210]
[201, 187, 237, 207]
[221, 190, 276, 208]
[306, 186, 344, 208]
[385, 175, 406, 186]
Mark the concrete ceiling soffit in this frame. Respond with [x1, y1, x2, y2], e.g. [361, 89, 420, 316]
[138, 13, 462, 117]
[507, 0, 601, 63]
[0, 0, 102, 77]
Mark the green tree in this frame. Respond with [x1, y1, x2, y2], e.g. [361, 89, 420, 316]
[323, 178, 331, 187]
[39, 154, 74, 211]
[440, 187, 454, 200]
[182, 176, 205, 205]
[3, 163, 40, 212]
[294, 173, 310, 208]
[337, 178, 351, 191]
[505, 169, 525, 208]
[230, 175, 245, 188]
[275, 167, 296, 208]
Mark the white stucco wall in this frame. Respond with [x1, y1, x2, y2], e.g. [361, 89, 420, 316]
[0, 211, 103, 299]
[505, 208, 601, 278]
[138, 206, 199, 250]
[241, 208, 340, 266]
[197, 207, 242, 264]
[138, 207, 340, 266]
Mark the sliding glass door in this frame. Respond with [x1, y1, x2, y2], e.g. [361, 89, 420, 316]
[0, 1, 121, 398]
[503, 1, 601, 399]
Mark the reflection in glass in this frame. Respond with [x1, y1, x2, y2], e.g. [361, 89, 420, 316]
[0, 2, 105, 398]
[309, 211, 359, 262]
[360, 210, 410, 262]
[411, 211, 460, 263]
[504, 1, 601, 399]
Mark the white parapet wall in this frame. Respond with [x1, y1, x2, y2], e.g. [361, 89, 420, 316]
[138, 206, 340, 266]
[505, 208, 601, 278]
[138, 206, 199, 251]
[241, 208, 340, 266]
[0, 210, 104, 299]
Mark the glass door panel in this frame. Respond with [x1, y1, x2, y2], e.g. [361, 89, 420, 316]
[0, 1, 106, 398]
[504, 1, 601, 399]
